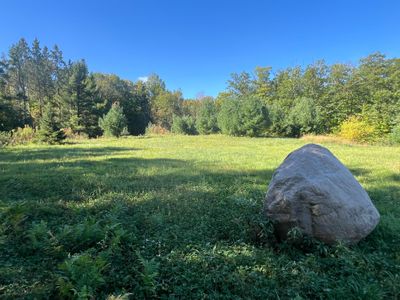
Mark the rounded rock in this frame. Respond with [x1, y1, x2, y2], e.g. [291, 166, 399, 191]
[263, 144, 380, 245]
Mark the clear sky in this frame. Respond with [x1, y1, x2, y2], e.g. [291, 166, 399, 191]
[1, 0, 400, 98]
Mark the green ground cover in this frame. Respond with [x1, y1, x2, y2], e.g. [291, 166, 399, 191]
[0, 135, 399, 299]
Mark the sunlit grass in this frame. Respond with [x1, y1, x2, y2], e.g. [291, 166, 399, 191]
[0, 135, 399, 298]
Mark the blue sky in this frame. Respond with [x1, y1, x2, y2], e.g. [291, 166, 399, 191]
[1, 0, 400, 98]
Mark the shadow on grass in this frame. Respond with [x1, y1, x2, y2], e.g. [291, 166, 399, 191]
[0, 146, 139, 162]
[1, 146, 399, 299]
[348, 167, 372, 177]
[0, 146, 273, 240]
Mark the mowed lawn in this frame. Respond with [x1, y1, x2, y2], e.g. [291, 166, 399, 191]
[0, 135, 399, 299]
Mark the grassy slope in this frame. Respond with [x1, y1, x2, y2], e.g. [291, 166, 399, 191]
[0, 135, 399, 299]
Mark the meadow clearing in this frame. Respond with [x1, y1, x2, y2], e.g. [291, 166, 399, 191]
[0, 135, 399, 299]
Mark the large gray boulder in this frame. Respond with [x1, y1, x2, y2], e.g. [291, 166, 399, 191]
[263, 144, 380, 245]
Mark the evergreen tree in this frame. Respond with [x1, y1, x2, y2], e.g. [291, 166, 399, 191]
[37, 103, 65, 144]
[94, 73, 151, 135]
[217, 96, 242, 136]
[27, 39, 55, 122]
[285, 97, 320, 137]
[196, 98, 219, 134]
[64, 61, 100, 136]
[218, 96, 269, 137]
[240, 95, 270, 137]
[171, 115, 197, 135]
[7, 38, 30, 125]
[98, 103, 127, 137]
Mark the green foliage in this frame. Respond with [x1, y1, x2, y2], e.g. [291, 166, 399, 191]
[171, 115, 197, 135]
[0, 126, 35, 148]
[0, 131, 12, 147]
[240, 95, 270, 137]
[64, 62, 102, 137]
[195, 98, 219, 134]
[285, 97, 320, 137]
[145, 73, 166, 99]
[11, 125, 36, 144]
[57, 253, 106, 299]
[267, 103, 286, 136]
[0, 99, 23, 131]
[57, 218, 105, 253]
[218, 95, 269, 136]
[0, 136, 399, 298]
[94, 74, 151, 135]
[99, 103, 128, 137]
[151, 91, 183, 129]
[388, 124, 400, 144]
[137, 252, 160, 297]
[2, 38, 400, 141]
[36, 104, 66, 144]
[217, 96, 242, 136]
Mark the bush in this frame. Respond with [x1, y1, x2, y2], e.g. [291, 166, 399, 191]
[99, 103, 128, 137]
[121, 126, 130, 137]
[388, 124, 400, 144]
[36, 105, 66, 144]
[0, 131, 12, 147]
[171, 115, 197, 135]
[145, 122, 169, 135]
[338, 116, 378, 143]
[63, 127, 89, 140]
[0, 126, 36, 147]
[196, 99, 219, 134]
[12, 125, 36, 144]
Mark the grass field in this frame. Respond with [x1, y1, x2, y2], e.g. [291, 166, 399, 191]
[1, 135, 399, 299]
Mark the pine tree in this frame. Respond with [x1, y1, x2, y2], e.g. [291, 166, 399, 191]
[37, 103, 65, 144]
[195, 98, 219, 134]
[98, 102, 127, 137]
[64, 60, 100, 137]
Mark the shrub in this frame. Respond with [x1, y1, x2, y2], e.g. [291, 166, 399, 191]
[171, 115, 197, 135]
[0, 131, 12, 147]
[63, 127, 89, 140]
[99, 103, 128, 137]
[388, 124, 400, 144]
[145, 122, 169, 135]
[36, 105, 66, 144]
[196, 99, 219, 134]
[12, 125, 36, 144]
[121, 126, 130, 137]
[338, 116, 378, 143]
[0, 126, 37, 147]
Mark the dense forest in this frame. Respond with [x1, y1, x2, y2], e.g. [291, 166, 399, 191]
[1, 38, 400, 143]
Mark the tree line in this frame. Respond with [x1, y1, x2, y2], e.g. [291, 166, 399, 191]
[1, 38, 399, 142]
